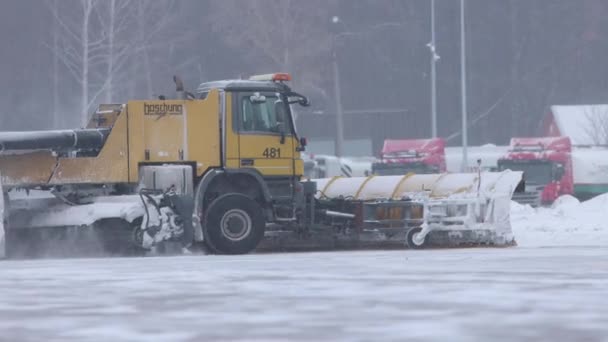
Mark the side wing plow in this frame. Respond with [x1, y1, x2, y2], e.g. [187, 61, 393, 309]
[313, 170, 524, 248]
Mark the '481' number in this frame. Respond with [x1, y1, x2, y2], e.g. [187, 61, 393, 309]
[262, 147, 281, 158]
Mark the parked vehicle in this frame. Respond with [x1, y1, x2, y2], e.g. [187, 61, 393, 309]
[372, 138, 446, 176]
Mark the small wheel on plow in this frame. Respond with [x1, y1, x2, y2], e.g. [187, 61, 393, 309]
[406, 227, 427, 249]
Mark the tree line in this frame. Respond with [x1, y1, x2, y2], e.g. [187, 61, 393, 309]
[1, 0, 607, 145]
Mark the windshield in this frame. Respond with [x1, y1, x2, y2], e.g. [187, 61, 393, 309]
[239, 93, 293, 134]
[498, 160, 553, 185]
[373, 162, 437, 176]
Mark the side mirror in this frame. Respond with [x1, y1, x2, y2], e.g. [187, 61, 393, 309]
[286, 91, 311, 107]
[298, 97, 311, 107]
[554, 164, 565, 180]
[297, 137, 307, 152]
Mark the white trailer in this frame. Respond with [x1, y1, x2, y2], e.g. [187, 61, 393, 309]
[572, 146, 608, 199]
[307, 155, 376, 178]
[445, 145, 510, 173]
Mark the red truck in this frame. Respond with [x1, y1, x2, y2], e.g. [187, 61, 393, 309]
[372, 138, 447, 176]
[497, 137, 571, 206]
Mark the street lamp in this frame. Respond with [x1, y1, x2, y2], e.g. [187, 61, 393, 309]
[427, 0, 440, 138]
[331, 16, 345, 157]
[460, 0, 468, 172]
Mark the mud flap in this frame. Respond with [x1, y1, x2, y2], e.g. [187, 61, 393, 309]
[164, 193, 195, 248]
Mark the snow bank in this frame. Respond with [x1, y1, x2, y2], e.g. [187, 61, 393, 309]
[511, 193, 608, 247]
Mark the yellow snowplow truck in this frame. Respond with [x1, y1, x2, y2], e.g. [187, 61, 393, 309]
[0, 73, 524, 257]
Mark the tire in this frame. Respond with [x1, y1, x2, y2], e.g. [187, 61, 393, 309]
[203, 193, 265, 254]
[406, 227, 427, 249]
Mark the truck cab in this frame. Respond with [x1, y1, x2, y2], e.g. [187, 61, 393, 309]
[497, 137, 572, 205]
[196, 73, 307, 179]
[372, 138, 446, 176]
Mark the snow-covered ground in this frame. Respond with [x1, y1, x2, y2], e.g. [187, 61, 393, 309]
[512, 193, 608, 247]
[0, 195, 607, 341]
[1, 247, 607, 342]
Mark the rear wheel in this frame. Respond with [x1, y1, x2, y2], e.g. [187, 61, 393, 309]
[406, 227, 427, 249]
[203, 193, 265, 254]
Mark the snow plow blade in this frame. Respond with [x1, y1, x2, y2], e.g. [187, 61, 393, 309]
[311, 170, 524, 249]
[3, 189, 196, 259]
[3, 194, 147, 258]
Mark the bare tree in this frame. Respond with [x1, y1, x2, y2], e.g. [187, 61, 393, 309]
[584, 106, 608, 145]
[130, 0, 182, 99]
[101, 0, 136, 103]
[103, 0, 180, 101]
[51, 0, 61, 128]
[208, 0, 335, 91]
[136, 0, 153, 99]
[49, 0, 109, 125]
[48, 0, 182, 126]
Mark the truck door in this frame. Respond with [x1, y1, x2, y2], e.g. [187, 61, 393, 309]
[234, 92, 296, 177]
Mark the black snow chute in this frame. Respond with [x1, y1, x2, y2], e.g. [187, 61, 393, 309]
[0, 128, 111, 153]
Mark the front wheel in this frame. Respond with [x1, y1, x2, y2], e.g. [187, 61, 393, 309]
[406, 227, 427, 249]
[203, 193, 265, 254]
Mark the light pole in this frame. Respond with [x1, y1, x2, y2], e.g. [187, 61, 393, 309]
[460, 0, 468, 172]
[331, 16, 345, 157]
[428, 0, 440, 138]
